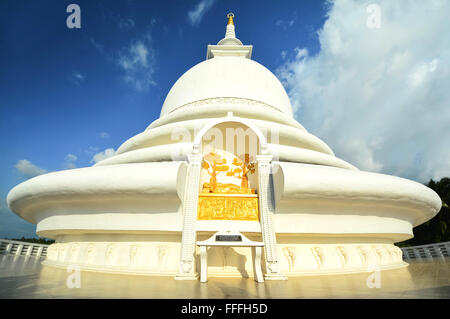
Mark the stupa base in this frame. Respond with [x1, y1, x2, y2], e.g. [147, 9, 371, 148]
[42, 233, 407, 278]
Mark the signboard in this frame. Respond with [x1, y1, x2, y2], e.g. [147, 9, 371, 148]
[216, 235, 242, 242]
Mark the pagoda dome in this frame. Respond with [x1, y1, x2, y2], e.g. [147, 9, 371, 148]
[160, 56, 294, 117]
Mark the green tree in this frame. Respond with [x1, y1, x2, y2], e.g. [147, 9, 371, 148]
[9, 237, 55, 245]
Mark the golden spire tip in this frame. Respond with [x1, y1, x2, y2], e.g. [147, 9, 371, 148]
[227, 12, 234, 25]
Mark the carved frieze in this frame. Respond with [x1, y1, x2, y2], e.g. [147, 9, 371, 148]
[168, 97, 283, 115]
[197, 194, 259, 221]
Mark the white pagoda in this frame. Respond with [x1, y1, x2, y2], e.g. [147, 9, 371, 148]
[7, 14, 441, 280]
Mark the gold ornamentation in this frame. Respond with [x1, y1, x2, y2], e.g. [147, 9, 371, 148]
[227, 154, 255, 188]
[202, 152, 256, 194]
[202, 152, 229, 193]
[202, 182, 255, 194]
[197, 194, 259, 221]
[227, 12, 234, 25]
[200, 153, 258, 220]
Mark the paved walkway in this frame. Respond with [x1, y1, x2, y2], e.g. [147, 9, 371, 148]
[0, 254, 449, 298]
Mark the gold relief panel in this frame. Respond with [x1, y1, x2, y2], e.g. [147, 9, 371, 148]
[197, 194, 259, 221]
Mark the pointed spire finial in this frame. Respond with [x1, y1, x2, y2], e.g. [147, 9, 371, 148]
[224, 12, 237, 41]
[227, 12, 234, 25]
[206, 12, 252, 59]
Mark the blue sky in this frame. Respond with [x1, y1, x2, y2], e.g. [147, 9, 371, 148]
[1, 0, 449, 239]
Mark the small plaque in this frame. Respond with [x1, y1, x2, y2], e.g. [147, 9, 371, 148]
[216, 235, 242, 242]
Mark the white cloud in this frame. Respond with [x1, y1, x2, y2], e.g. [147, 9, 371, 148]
[94, 18, 156, 91]
[15, 160, 47, 179]
[85, 146, 100, 160]
[188, 0, 216, 26]
[119, 41, 149, 70]
[294, 47, 308, 60]
[118, 18, 135, 30]
[276, 0, 450, 182]
[74, 73, 84, 80]
[117, 38, 156, 91]
[87, 146, 99, 154]
[276, 19, 295, 29]
[91, 148, 116, 164]
[90, 37, 104, 53]
[275, 13, 297, 30]
[99, 131, 110, 139]
[64, 154, 77, 169]
[72, 72, 85, 85]
[408, 59, 439, 88]
[65, 154, 77, 162]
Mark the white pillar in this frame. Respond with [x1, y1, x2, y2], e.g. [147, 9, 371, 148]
[16, 244, 23, 256]
[200, 246, 208, 283]
[37, 246, 43, 258]
[175, 154, 203, 280]
[5, 243, 12, 254]
[256, 155, 286, 280]
[26, 245, 32, 256]
[415, 248, 422, 259]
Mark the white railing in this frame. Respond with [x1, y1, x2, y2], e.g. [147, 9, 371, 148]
[0, 239, 49, 258]
[401, 241, 450, 260]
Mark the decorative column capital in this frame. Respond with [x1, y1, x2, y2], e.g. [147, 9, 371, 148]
[192, 144, 201, 155]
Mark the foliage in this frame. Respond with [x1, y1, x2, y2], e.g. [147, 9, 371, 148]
[7, 237, 55, 245]
[396, 177, 449, 247]
[202, 152, 229, 192]
[226, 154, 256, 188]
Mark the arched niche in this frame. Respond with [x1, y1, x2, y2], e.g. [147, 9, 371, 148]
[193, 118, 265, 223]
[200, 121, 260, 193]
